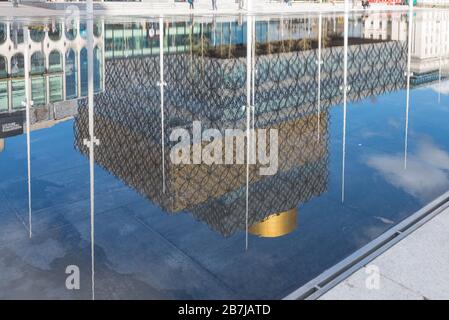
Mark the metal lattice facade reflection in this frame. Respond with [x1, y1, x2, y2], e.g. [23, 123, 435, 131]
[74, 33, 407, 236]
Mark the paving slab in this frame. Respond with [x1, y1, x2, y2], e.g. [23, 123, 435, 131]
[320, 266, 425, 300]
[320, 206, 449, 300]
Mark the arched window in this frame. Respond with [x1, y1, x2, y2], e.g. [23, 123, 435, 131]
[49, 74, 63, 103]
[0, 23, 6, 45]
[11, 53, 24, 77]
[65, 49, 78, 99]
[48, 23, 62, 41]
[0, 55, 7, 79]
[30, 52, 46, 106]
[30, 25, 45, 43]
[10, 22, 24, 45]
[0, 55, 7, 112]
[0, 80, 7, 112]
[49, 50, 62, 73]
[79, 47, 103, 96]
[12, 79, 25, 110]
[48, 50, 63, 102]
[31, 51, 46, 75]
[10, 47, 25, 110]
[80, 21, 87, 39]
[94, 46, 103, 92]
[80, 21, 103, 39]
[31, 75, 46, 106]
[65, 21, 78, 41]
[79, 21, 103, 39]
[80, 47, 88, 97]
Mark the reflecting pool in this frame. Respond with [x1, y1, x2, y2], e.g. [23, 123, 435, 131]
[1, 10, 449, 299]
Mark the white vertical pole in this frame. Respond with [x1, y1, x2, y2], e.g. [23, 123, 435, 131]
[86, 0, 95, 301]
[23, 27, 32, 239]
[62, 48, 67, 100]
[251, 17, 255, 130]
[7, 25, 12, 111]
[245, 15, 253, 251]
[317, 13, 322, 142]
[404, 5, 413, 170]
[281, 16, 284, 43]
[159, 17, 166, 194]
[100, 20, 105, 92]
[8, 78, 12, 113]
[341, 3, 349, 203]
[213, 18, 216, 47]
[438, 12, 442, 104]
[77, 40, 82, 97]
[333, 14, 337, 33]
[345, 0, 350, 12]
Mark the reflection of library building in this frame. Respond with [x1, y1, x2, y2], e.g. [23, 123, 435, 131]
[0, 21, 104, 114]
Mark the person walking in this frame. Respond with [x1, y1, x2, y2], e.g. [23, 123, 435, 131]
[188, 0, 194, 10]
[212, 0, 218, 10]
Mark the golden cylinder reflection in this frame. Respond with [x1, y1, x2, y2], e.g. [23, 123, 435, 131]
[0, 139, 4, 153]
[249, 208, 297, 238]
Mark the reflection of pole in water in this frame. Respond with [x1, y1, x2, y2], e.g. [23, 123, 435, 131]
[308, 15, 311, 38]
[404, 7, 413, 170]
[212, 17, 216, 46]
[23, 26, 32, 238]
[12, 22, 18, 49]
[86, 0, 97, 301]
[251, 17, 255, 130]
[317, 14, 322, 142]
[281, 16, 284, 42]
[159, 17, 166, 194]
[245, 15, 253, 251]
[438, 12, 442, 104]
[0, 139, 4, 153]
[341, 4, 349, 204]
[333, 14, 336, 33]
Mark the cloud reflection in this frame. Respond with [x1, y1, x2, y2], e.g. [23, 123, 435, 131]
[431, 81, 449, 95]
[366, 138, 449, 203]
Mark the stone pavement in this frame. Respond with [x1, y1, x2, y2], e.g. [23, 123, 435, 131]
[320, 206, 449, 300]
